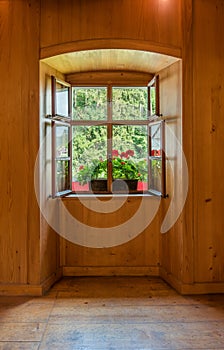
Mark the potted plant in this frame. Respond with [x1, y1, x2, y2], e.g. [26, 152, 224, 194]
[77, 158, 108, 191]
[111, 150, 146, 191]
[77, 149, 147, 192]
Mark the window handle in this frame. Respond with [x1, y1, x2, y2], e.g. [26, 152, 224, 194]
[108, 154, 112, 163]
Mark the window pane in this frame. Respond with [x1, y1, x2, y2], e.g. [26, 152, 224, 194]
[149, 85, 156, 116]
[56, 82, 69, 117]
[72, 125, 107, 191]
[150, 123, 162, 156]
[56, 125, 69, 158]
[73, 87, 107, 120]
[149, 158, 162, 193]
[149, 121, 165, 196]
[112, 125, 148, 190]
[56, 160, 69, 192]
[112, 87, 147, 120]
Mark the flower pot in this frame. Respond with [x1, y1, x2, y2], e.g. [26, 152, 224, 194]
[90, 179, 107, 192]
[112, 179, 138, 192]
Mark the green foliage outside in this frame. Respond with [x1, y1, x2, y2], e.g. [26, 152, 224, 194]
[72, 87, 149, 182]
[77, 150, 148, 185]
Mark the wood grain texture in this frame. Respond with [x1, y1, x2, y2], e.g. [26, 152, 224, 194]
[66, 70, 154, 86]
[180, 0, 194, 286]
[0, 0, 40, 284]
[192, 0, 224, 283]
[42, 49, 179, 75]
[0, 0, 224, 296]
[63, 266, 159, 277]
[1, 277, 224, 348]
[158, 61, 183, 284]
[40, 0, 182, 54]
[60, 196, 161, 274]
[40, 38, 182, 61]
[39, 62, 65, 283]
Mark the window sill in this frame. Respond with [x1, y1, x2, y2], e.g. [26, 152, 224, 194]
[61, 192, 158, 199]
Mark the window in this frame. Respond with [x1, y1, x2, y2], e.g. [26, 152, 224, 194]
[148, 75, 160, 119]
[148, 121, 166, 196]
[49, 75, 166, 197]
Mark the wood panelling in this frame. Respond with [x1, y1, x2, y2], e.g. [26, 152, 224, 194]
[193, 0, 224, 283]
[0, 0, 224, 295]
[180, 0, 194, 286]
[39, 62, 64, 283]
[158, 61, 183, 283]
[0, 0, 40, 285]
[40, 0, 182, 58]
[66, 70, 153, 86]
[42, 49, 179, 75]
[60, 197, 161, 275]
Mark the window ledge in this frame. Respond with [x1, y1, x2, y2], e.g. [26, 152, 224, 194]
[61, 192, 158, 199]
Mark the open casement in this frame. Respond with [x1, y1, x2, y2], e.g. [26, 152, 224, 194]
[51, 76, 72, 197]
[49, 77, 167, 197]
[148, 120, 166, 197]
[148, 75, 160, 120]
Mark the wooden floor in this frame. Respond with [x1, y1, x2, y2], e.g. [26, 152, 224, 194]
[0, 277, 224, 349]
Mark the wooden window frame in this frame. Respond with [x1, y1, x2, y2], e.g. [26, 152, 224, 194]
[148, 120, 166, 197]
[51, 76, 72, 197]
[71, 85, 149, 194]
[49, 76, 167, 197]
[148, 75, 160, 120]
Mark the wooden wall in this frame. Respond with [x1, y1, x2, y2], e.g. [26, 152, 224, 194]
[0, 0, 41, 294]
[159, 60, 184, 285]
[40, 0, 182, 58]
[39, 62, 65, 285]
[1, 0, 224, 295]
[163, 0, 224, 293]
[60, 61, 182, 277]
[38, 0, 184, 280]
[193, 0, 224, 285]
[60, 197, 161, 276]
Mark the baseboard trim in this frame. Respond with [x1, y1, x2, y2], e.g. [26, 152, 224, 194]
[159, 267, 183, 293]
[0, 268, 62, 296]
[0, 284, 43, 296]
[41, 268, 62, 295]
[160, 267, 224, 294]
[63, 266, 159, 277]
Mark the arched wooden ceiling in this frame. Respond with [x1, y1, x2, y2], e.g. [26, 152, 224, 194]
[41, 49, 179, 75]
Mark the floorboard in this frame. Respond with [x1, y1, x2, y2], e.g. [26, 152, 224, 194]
[0, 277, 223, 349]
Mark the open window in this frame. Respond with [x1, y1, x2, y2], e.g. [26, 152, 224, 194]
[148, 75, 160, 119]
[148, 120, 166, 197]
[51, 76, 72, 197]
[49, 75, 166, 197]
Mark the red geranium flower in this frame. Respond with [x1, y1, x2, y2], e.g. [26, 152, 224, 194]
[120, 152, 127, 158]
[126, 149, 134, 157]
[79, 165, 84, 170]
[112, 150, 119, 157]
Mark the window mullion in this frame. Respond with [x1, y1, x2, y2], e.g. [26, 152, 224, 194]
[107, 85, 113, 192]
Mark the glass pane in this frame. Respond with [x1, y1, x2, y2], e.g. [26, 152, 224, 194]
[56, 125, 69, 158]
[149, 158, 162, 193]
[112, 125, 148, 190]
[112, 87, 147, 120]
[73, 87, 107, 120]
[56, 82, 69, 117]
[56, 160, 69, 192]
[72, 125, 107, 191]
[150, 123, 161, 156]
[149, 85, 156, 116]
